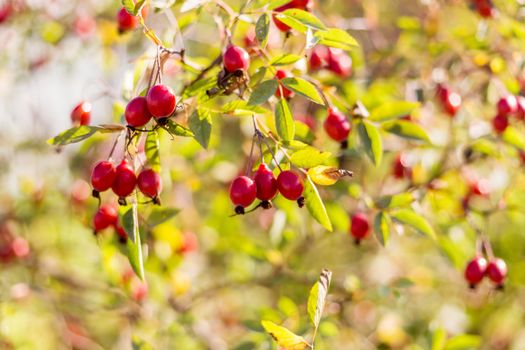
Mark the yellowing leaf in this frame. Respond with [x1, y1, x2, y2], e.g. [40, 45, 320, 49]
[261, 320, 311, 350]
[308, 166, 353, 186]
[307, 269, 332, 328]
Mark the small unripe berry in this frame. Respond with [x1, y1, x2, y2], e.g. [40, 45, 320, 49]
[125, 96, 152, 127]
[137, 168, 162, 199]
[350, 212, 369, 244]
[112, 159, 137, 198]
[486, 258, 507, 286]
[91, 161, 116, 192]
[117, 8, 138, 33]
[146, 84, 176, 118]
[274, 70, 294, 99]
[71, 101, 91, 126]
[229, 176, 257, 213]
[497, 95, 518, 117]
[223, 45, 250, 73]
[277, 170, 304, 201]
[254, 164, 278, 201]
[464, 256, 487, 288]
[324, 108, 351, 142]
[492, 114, 509, 134]
[93, 204, 118, 232]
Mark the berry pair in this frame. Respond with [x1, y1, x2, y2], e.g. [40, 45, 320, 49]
[465, 256, 507, 289]
[125, 84, 177, 127]
[491, 95, 525, 134]
[436, 84, 462, 117]
[324, 108, 351, 144]
[309, 45, 352, 78]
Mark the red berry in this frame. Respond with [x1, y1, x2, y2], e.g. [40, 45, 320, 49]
[0, 244, 14, 263]
[114, 223, 128, 243]
[146, 84, 176, 118]
[492, 114, 509, 134]
[223, 45, 250, 73]
[254, 164, 278, 201]
[71, 101, 91, 126]
[112, 159, 137, 198]
[324, 108, 351, 142]
[125, 96, 152, 127]
[0, 3, 13, 23]
[137, 168, 162, 199]
[470, 180, 490, 196]
[497, 95, 518, 117]
[93, 204, 118, 232]
[309, 45, 330, 71]
[475, 0, 495, 18]
[117, 7, 138, 33]
[464, 256, 487, 287]
[229, 176, 257, 208]
[274, 70, 294, 99]
[392, 154, 411, 180]
[277, 170, 304, 201]
[443, 91, 462, 116]
[327, 49, 352, 78]
[272, 3, 294, 32]
[179, 231, 199, 254]
[291, 0, 312, 8]
[350, 212, 369, 243]
[516, 96, 525, 120]
[486, 258, 507, 286]
[91, 161, 116, 192]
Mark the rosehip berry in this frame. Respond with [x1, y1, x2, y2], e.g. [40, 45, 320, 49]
[272, 3, 294, 32]
[146, 84, 176, 118]
[497, 95, 518, 117]
[229, 176, 257, 214]
[223, 45, 250, 73]
[91, 161, 116, 192]
[291, 0, 312, 8]
[274, 70, 294, 99]
[327, 49, 352, 78]
[442, 91, 462, 116]
[474, 0, 495, 18]
[464, 256, 487, 288]
[137, 168, 162, 199]
[125, 96, 152, 127]
[486, 258, 507, 286]
[277, 170, 304, 202]
[492, 114, 509, 134]
[309, 45, 330, 71]
[350, 212, 369, 244]
[117, 7, 138, 33]
[254, 164, 278, 202]
[392, 154, 412, 180]
[93, 204, 118, 233]
[112, 159, 137, 198]
[324, 108, 351, 142]
[71, 101, 91, 126]
[516, 96, 525, 120]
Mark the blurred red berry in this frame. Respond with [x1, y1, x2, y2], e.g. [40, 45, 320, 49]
[324, 108, 351, 142]
[465, 256, 487, 287]
[71, 101, 91, 126]
[350, 212, 369, 244]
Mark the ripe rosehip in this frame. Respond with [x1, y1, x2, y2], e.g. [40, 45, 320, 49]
[71, 101, 91, 126]
[179, 231, 199, 254]
[516, 96, 525, 120]
[125, 96, 152, 127]
[464, 256, 487, 288]
[442, 91, 462, 116]
[91, 161, 116, 192]
[93, 204, 118, 232]
[486, 258, 507, 286]
[254, 164, 278, 202]
[492, 114, 509, 134]
[474, 0, 495, 18]
[327, 49, 352, 78]
[309, 45, 330, 71]
[291, 0, 312, 8]
[350, 212, 369, 244]
[112, 159, 137, 198]
[324, 108, 351, 142]
[137, 168, 162, 199]
[274, 70, 294, 99]
[229, 176, 257, 213]
[0, 244, 14, 263]
[146, 84, 176, 118]
[223, 45, 250, 73]
[497, 95, 518, 117]
[392, 154, 412, 180]
[277, 170, 304, 201]
[272, 3, 294, 32]
[117, 7, 138, 33]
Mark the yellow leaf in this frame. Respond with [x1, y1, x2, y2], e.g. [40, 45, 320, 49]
[261, 320, 311, 350]
[307, 166, 353, 186]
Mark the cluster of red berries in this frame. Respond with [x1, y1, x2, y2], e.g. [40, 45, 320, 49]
[349, 212, 369, 244]
[116, 6, 148, 34]
[71, 101, 92, 126]
[126, 84, 177, 127]
[273, 0, 313, 33]
[323, 108, 351, 146]
[491, 95, 525, 134]
[229, 164, 304, 214]
[472, 0, 495, 18]
[436, 84, 462, 117]
[309, 45, 352, 78]
[465, 255, 507, 289]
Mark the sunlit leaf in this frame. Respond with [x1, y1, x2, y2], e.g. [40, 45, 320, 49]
[307, 166, 353, 186]
[382, 120, 430, 143]
[281, 77, 324, 105]
[275, 9, 326, 33]
[189, 109, 212, 149]
[261, 320, 310, 350]
[148, 207, 180, 227]
[444, 335, 482, 350]
[375, 192, 414, 209]
[222, 100, 268, 115]
[248, 80, 278, 106]
[275, 99, 295, 141]
[391, 209, 436, 239]
[314, 28, 359, 52]
[290, 147, 332, 168]
[369, 101, 420, 121]
[165, 120, 194, 137]
[145, 131, 161, 172]
[47, 126, 116, 146]
[374, 212, 391, 246]
[270, 54, 303, 66]
[304, 176, 333, 231]
[120, 204, 145, 280]
[307, 269, 332, 328]
[256, 14, 270, 48]
[502, 126, 525, 151]
[357, 120, 383, 166]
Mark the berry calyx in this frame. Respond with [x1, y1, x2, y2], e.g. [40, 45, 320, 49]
[93, 204, 118, 233]
[492, 114, 509, 134]
[486, 258, 507, 287]
[274, 70, 294, 99]
[229, 176, 257, 214]
[125, 96, 152, 127]
[91, 161, 116, 193]
[112, 159, 137, 199]
[464, 256, 487, 288]
[497, 95, 518, 117]
[324, 108, 351, 143]
[146, 84, 176, 118]
[223, 45, 250, 73]
[277, 170, 304, 204]
[117, 7, 139, 33]
[137, 168, 162, 201]
[254, 164, 278, 202]
[71, 101, 91, 126]
[350, 212, 369, 244]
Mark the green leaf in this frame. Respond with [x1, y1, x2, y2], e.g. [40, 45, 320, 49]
[120, 204, 145, 280]
[502, 126, 525, 151]
[270, 54, 303, 66]
[382, 120, 430, 143]
[164, 120, 194, 137]
[304, 176, 333, 231]
[375, 192, 415, 209]
[391, 209, 436, 239]
[147, 207, 180, 227]
[281, 77, 324, 105]
[122, 0, 135, 14]
[145, 131, 161, 172]
[307, 269, 332, 328]
[275, 99, 295, 142]
[133, 0, 147, 15]
[432, 328, 447, 350]
[260, 320, 310, 350]
[275, 9, 326, 33]
[314, 28, 359, 52]
[290, 147, 332, 168]
[189, 109, 212, 149]
[255, 14, 270, 48]
[374, 212, 391, 246]
[357, 120, 383, 166]
[47, 125, 122, 146]
[369, 101, 420, 121]
[248, 80, 278, 106]
[267, 0, 291, 10]
[222, 100, 268, 115]
[444, 335, 482, 350]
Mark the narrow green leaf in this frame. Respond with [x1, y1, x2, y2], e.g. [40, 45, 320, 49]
[165, 120, 194, 137]
[255, 14, 270, 48]
[267, 0, 291, 10]
[307, 269, 332, 328]
[276, 9, 326, 33]
[275, 99, 295, 142]
[148, 207, 180, 227]
[120, 204, 145, 280]
[357, 120, 383, 166]
[375, 192, 415, 209]
[314, 28, 359, 51]
[382, 120, 430, 142]
[122, 0, 135, 14]
[47, 126, 108, 146]
[444, 335, 482, 350]
[502, 126, 525, 151]
[304, 176, 333, 231]
[369, 101, 420, 121]
[270, 54, 303, 66]
[391, 209, 436, 239]
[189, 109, 213, 149]
[145, 131, 161, 172]
[374, 212, 391, 246]
[222, 100, 269, 115]
[281, 77, 323, 105]
[260, 320, 310, 350]
[289, 147, 332, 168]
[432, 328, 447, 350]
[133, 0, 147, 15]
[248, 80, 279, 106]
